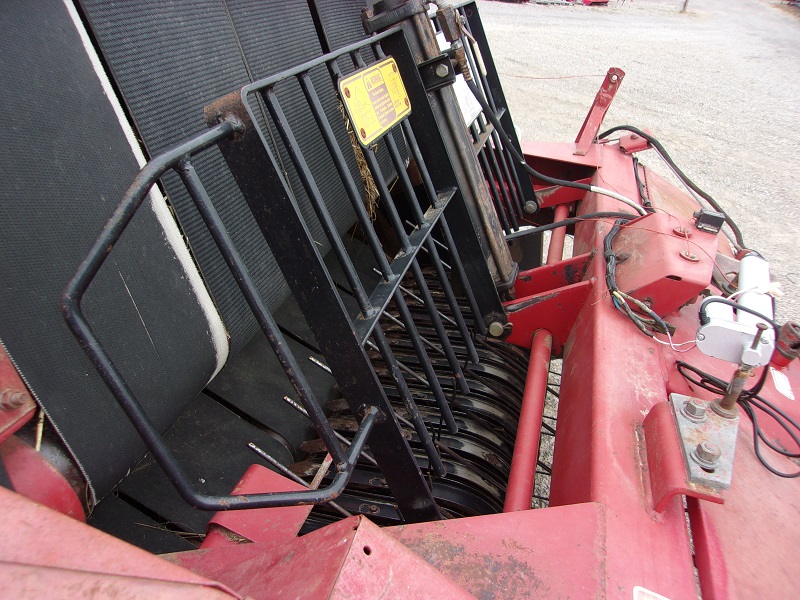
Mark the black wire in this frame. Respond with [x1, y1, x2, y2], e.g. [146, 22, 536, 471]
[504, 211, 636, 241]
[598, 125, 746, 249]
[676, 360, 800, 477]
[466, 79, 601, 208]
[700, 297, 780, 332]
[631, 156, 651, 209]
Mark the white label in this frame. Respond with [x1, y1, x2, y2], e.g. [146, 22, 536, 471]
[771, 367, 795, 401]
[633, 587, 670, 600]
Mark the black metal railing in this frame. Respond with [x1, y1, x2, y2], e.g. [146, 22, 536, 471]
[65, 24, 507, 522]
[448, 1, 537, 235]
[62, 119, 378, 511]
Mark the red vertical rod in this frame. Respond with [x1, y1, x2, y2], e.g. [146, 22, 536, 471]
[546, 203, 570, 265]
[503, 329, 553, 512]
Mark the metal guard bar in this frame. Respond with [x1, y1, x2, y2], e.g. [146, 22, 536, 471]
[62, 118, 379, 511]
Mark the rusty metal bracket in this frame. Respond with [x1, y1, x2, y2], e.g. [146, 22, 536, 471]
[362, 0, 426, 35]
[642, 401, 724, 513]
[0, 345, 36, 445]
[574, 67, 625, 156]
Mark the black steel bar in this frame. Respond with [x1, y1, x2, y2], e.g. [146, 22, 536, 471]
[490, 134, 524, 218]
[483, 137, 519, 230]
[383, 310, 446, 357]
[177, 160, 348, 467]
[382, 134, 480, 365]
[400, 120, 487, 335]
[361, 148, 413, 253]
[392, 291, 459, 434]
[477, 148, 510, 233]
[247, 442, 352, 518]
[371, 326, 446, 476]
[297, 71, 393, 280]
[410, 261, 470, 394]
[262, 88, 374, 316]
[210, 105, 441, 521]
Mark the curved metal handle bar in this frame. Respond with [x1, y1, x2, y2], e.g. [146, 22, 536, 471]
[62, 118, 378, 510]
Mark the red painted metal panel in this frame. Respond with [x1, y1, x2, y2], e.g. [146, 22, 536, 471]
[514, 252, 592, 299]
[201, 464, 312, 548]
[388, 503, 606, 599]
[545, 203, 571, 265]
[166, 516, 473, 599]
[0, 486, 239, 597]
[505, 280, 593, 355]
[0, 436, 84, 520]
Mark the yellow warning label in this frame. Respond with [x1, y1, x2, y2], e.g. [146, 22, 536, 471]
[339, 58, 411, 147]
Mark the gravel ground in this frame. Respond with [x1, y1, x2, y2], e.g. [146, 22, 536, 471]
[478, 0, 800, 322]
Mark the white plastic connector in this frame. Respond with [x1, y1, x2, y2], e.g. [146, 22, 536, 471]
[696, 255, 775, 367]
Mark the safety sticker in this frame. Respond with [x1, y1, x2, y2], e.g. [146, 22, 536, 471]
[771, 367, 795, 401]
[338, 57, 411, 147]
[633, 586, 670, 600]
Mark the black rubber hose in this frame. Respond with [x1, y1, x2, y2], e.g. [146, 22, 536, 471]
[504, 211, 636, 241]
[598, 125, 746, 248]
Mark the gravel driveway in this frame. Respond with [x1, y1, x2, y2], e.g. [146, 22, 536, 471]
[479, 0, 800, 322]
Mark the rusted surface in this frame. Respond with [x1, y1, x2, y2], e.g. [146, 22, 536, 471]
[514, 252, 593, 298]
[0, 345, 36, 444]
[387, 503, 605, 599]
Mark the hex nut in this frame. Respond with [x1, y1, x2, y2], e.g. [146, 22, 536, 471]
[435, 63, 449, 78]
[682, 397, 707, 421]
[0, 389, 29, 411]
[691, 440, 722, 470]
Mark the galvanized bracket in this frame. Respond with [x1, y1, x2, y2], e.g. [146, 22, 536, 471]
[642, 400, 726, 513]
[417, 54, 457, 93]
[669, 393, 738, 489]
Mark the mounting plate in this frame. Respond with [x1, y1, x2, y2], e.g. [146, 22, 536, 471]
[669, 393, 739, 489]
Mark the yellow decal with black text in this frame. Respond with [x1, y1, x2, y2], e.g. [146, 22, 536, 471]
[339, 58, 411, 147]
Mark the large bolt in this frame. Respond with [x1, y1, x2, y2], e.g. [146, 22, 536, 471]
[435, 63, 449, 78]
[488, 321, 505, 337]
[692, 440, 722, 471]
[524, 200, 538, 214]
[0, 388, 30, 411]
[682, 397, 707, 421]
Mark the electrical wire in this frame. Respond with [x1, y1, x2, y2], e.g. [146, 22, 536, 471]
[504, 211, 637, 241]
[699, 296, 779, 333]
[676, 361, 800, 478]
[598, 125, 746, 249]
[464, 79, 648, 216]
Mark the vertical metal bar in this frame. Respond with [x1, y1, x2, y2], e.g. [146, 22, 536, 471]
[211, 105, 441, 521]
[504, 329, 552, 512]
[392, 290, 459, 434]
[176, 159, 348, 467]
[361, 148, 413, 253]
[371, 325, 446, 476]
[399, 120, 485, 334]
[490, 134, 524, 218]
[483, 138, 519, 230]
[262, 87, 375, 316]
[375, 135, 472, 389]
[297, 71, 393, 280]
[478, 149, 510, 233]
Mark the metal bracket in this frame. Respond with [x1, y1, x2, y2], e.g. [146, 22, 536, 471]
[417, 54, 456, 93]
[574, 67, 625, 156]
[362, 0, 426, 35]
[642, 401, 724, 513]
[669, 393, 738, 489]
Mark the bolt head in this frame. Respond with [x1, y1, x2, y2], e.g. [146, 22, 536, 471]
[488, 321, 505, 337]
[696, 441, 722, 463]
[683, 397, 707, 420]
[524, 200, 537, 214]
[0, 389, 29, 411]
[679, 250, 699, 262]
[435, 63, 449, 78]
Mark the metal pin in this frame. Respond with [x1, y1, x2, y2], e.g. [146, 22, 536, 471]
[308, 356, 332, 374]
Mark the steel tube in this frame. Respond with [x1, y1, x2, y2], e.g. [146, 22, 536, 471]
[503, 329, 552, 512]
[546, 204, 571, 265]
